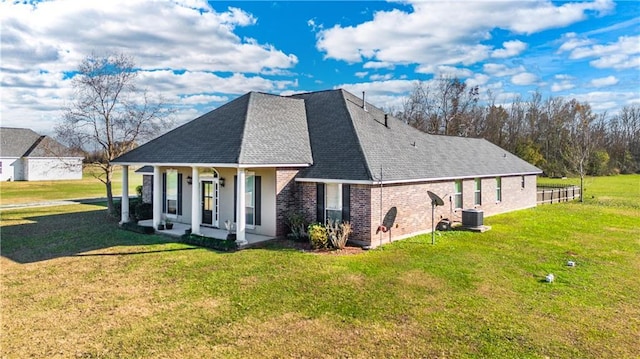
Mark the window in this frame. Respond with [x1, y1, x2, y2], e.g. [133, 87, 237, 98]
[454, 180, 463, 209]
[325, 183, 342, 222]
[474, 178, 482, 206]
[245, 173, 255, 227]
[521, 175, 526, 189]
[496, 177, 502, 202]
[0, 161, 2, 174]
[166, 169, 178, 215]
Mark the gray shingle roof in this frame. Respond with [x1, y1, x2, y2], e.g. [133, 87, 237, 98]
[0, 127, 78, 158]
[114, 92, 313, 165]
[290, 90, 371, 181]
[114, 89, 541, 181]
[295, 89, 541, 182]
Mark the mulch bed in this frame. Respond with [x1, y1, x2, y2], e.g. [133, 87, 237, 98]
[249, 238, 366, 255]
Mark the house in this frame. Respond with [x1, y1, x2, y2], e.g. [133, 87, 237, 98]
[0, 127, 83, 181]
[113, 89, 541, 247]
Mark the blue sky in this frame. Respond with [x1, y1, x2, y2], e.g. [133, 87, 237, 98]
[1, 0, 639, 135]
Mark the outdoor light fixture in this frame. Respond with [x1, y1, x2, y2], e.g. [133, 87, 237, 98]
[219, 177, 225, 187]
[186, 176, 193, 185]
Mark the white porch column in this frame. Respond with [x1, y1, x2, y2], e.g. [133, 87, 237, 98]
[120, 165, 129, 224]
[153, 166, 162, 229]
[191, 166, 201, 235]
[235, 168, 247, 245]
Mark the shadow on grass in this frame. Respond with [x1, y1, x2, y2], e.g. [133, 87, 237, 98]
[0, 205, 182, 264]
[74, 247, 199, 257]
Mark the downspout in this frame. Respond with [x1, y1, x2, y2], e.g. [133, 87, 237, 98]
[379, 167, 383, 247]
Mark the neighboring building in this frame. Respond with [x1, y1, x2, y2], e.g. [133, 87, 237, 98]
[113, 89, 541, 247]
[0, 127, 83, 181]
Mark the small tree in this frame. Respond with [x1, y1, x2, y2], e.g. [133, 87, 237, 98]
[56, 53, 173, 214]
[562, 101, 596, 202]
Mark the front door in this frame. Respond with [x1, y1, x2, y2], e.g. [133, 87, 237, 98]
[201, 180, 219, 227]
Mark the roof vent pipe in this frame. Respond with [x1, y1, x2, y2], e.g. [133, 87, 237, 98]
[362, 91, 367, 111]
[384, 114, 388, 127]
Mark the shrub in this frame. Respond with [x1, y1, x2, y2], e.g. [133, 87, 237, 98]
[120, 222, 154, 234]
[134, 202, 153, 221]
[113, 199, 140, 221]
[286, 211, 307, 242]
[181, 234, 237, 252]
[326, 219, 352, 250]
[307, 223, 328, 249]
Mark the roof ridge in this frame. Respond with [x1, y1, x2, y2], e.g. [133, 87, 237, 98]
[338, 90, 376, 182]
[237, 92, 254, 164]
[22, 135, 46, 157]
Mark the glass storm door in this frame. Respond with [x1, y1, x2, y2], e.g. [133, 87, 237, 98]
[201, 181, 219, 227]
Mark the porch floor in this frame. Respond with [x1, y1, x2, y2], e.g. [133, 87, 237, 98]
[137, 220, 274, 248]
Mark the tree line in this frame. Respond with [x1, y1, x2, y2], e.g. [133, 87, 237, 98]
[394, 78, 640, 177]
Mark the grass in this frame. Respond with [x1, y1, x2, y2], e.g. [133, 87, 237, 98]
[1, 174, 639, 358]
[0, 165, 142, 205]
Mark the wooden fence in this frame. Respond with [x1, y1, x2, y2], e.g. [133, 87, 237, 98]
[537, 185, 581, 204]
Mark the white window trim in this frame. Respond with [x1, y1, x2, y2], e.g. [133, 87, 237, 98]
[245, 171, 255, 229]
[496, 177, 502, 203]
[474, 178, 482, 206]
[454, 180, 463, 209]
[325, 183, 342, 223]
[165, 169, 178, 218]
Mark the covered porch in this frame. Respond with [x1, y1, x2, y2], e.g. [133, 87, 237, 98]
[137, 220, 273, 247]
[120, 164, 270, 247]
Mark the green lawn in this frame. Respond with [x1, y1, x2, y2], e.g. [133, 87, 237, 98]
[1, 175, 639, 358]
[0, 165, 142, 205]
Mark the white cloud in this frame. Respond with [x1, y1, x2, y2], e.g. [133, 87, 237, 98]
[511, 72, 539, 85]
[551, 74, 575, 91]
[491, 40, 528, 58]
[355, 71, 369, 78]
[590, 76, 618, 87]
[571, 90, 638, 112]
[0, 0, 298, 74]
[430, 66, 473, 78]
[566, 35, 640, 69]
[180, 94, 229, 105]
[557, 32, 594, 53]
[316, 0, 613, 69]
[0, 0, 300, 134]
[466, 74, 490, 88]
[363, 61, 396, 70]
[370, 74, 393, 81]
[483, 63, 526, 77]
[335, 79, 418, 110]
[307, 18, 323, 32]
[555, 74, 574, 80]
[551, 81, 575, 92]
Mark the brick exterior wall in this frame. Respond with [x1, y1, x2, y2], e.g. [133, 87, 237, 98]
[275, 168, 300, 236]
[366, 181, 453, 247]
[300, 182, 317, 225]
[350, 185, 372, 242]
[296, 175, 537, 247]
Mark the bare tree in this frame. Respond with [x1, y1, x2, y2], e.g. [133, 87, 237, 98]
[562, 100, 596, 202]
[56, 53, 173, 214]
[398, 77, 479, 136]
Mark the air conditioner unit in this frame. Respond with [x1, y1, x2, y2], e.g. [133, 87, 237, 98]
[462, 209, 484, 227]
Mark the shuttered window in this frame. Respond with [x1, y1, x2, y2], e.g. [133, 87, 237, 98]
[325, 183, 342, 223]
